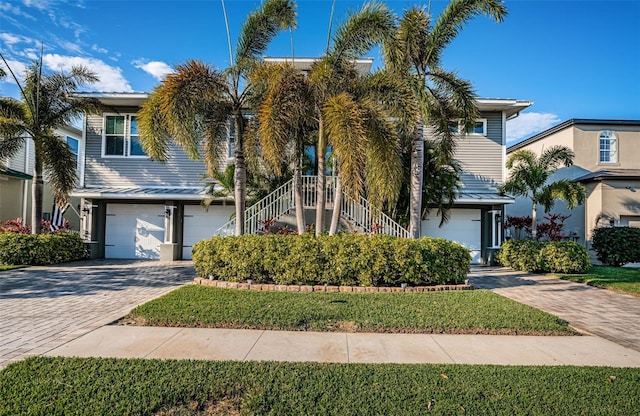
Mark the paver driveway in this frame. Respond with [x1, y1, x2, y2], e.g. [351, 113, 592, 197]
[0, 259, 192, 368]
[468, 266, 640, 352]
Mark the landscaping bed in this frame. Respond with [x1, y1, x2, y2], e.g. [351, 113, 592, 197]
[1, 357, 638, 415]
[124, 285, 576, 335]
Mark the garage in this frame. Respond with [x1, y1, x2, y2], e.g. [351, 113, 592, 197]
[421, 208, 482, 263]
[182, 205, 235, 259]
[105, 204, 165, 259]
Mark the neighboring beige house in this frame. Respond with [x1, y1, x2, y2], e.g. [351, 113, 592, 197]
[506, 119, 640, 254]
[0, 125, 83, 230]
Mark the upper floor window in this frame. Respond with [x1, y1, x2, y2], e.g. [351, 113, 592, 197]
[599, 130, 618, 163]
[449, 119, 487, 136]
[66, 136, 79, 168]
[103, 114, 147, 158]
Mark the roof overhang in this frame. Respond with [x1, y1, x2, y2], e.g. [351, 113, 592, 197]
[455, 192, 515, 204]
[263, 56, 374, 75]
[71, 186, 217, 201]
[0, 167, 32, 180]
[73, 92, 149, 107]
[476, 99, 533, 119]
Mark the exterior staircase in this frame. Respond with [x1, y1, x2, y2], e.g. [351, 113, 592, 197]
[214, 175, 409, 237]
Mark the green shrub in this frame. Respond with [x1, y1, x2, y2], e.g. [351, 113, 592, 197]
[0, 232, 87, 265]
[497, 240, 589, 274]
[591, 227, 640, 267]
[192, 234, 471, 286]
[539, 241, 591, 273]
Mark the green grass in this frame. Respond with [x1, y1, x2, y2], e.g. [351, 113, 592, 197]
[127, 285, 575, 335]
[0, 264, 25, 271]
[555, 266, 640, 296]
[1, 357, 638, 415]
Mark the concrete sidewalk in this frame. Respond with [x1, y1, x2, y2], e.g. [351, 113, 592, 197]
[45, 325, 640, 367]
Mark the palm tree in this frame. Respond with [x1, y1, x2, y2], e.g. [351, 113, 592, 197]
[500, 145, 586, 239]
[310, 1, 416, 236]
[384, 0, 507, 238]
[138, 0, 296, 236]
[248, 62, 314, 233]
[0, 54, 98, 234]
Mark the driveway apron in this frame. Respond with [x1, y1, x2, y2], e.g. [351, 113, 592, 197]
[468, 266, 640, 352]
[0, 259, 192, 369]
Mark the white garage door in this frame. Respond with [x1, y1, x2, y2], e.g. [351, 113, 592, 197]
[182, 205, 235, 259]
[421, 208, 482, 264]
[105, 204, 165, 259]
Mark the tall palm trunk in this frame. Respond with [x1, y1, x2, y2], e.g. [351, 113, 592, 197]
[233, 113, 246, 235]
[315, 118, 326, 237]
[408, 122, 424, 238]
[329, 175, 342, 236]
[31, 148, 44, 235]
[294, 156, 305, 233]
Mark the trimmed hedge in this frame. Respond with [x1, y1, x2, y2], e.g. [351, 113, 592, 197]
[496, 240, 590, 274]
[591, 227, 640, 267]
[193, 234, 471, 286]
[0, 232, 87, 265]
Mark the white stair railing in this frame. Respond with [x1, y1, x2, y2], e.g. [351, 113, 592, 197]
[214, 175, 408, 238]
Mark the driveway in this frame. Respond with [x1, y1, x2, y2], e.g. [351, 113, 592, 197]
[468, 266, 640, 352]
[0, 259, 192, 369]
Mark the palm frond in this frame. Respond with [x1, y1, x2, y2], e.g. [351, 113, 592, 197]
[323, 92, 367, 199]
[428, 0, 507, 66]
[235, 0, 297, 68]
[41, 132, 77, 201]
[383, 7, 431, 75]
[330, 1, 395, 62]
[138, 88, 171, 161]
[539, 145, 575, 171]
[546, 180, 586, 210]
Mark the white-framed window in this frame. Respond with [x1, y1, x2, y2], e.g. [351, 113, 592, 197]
[448, 119, 487, 136]
[599, 130, 618, 163]
[488, 210, 502, 248]
[102, 114, 147, 158]
[66, 136, 79, 168]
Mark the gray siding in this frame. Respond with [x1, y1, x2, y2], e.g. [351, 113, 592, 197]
[455, 111, 503, 191]
[84, 112, 219, 187]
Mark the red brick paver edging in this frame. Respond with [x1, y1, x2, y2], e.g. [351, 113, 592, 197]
[193, 278, 474, 292]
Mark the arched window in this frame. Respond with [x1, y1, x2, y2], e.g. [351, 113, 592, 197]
[599, 130, 618, 163]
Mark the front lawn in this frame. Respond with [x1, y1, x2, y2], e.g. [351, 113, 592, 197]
[126, 285, 575, 335]
[0, 265, 25, 271]
[555, 266, 640, 296]
[1, 357, 638, 415]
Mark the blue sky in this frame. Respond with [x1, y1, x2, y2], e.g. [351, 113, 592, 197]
[1, 0, 639, 144]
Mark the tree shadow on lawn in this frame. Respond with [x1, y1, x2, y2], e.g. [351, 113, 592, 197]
[0, 259, 193, 299]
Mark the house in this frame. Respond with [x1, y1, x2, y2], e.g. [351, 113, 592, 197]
[71, 91, 530, 264]
[0, 124, 83, 230]
[505, 119, 640, 256]
[419, 99, 532, 263]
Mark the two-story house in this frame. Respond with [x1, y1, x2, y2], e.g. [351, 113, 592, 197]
[1, 125, 83, 230]
[420, 99, 532, 263]
[72, 92, 530, 264]
[505, 119, 640, 253]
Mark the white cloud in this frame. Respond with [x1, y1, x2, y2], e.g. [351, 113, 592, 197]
[506, 112, 562, 145]
[0, 59, 28, 84]
[43, 54, 133, 92]
[0, 1, 35, 20]
[133, 59, 174, 81]
[91, 44, 108, 54]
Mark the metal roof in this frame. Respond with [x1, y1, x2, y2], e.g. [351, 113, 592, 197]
[71, 186, 212, 200]
[0, 167, 33, 180]
[455, 192, 515, 204]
